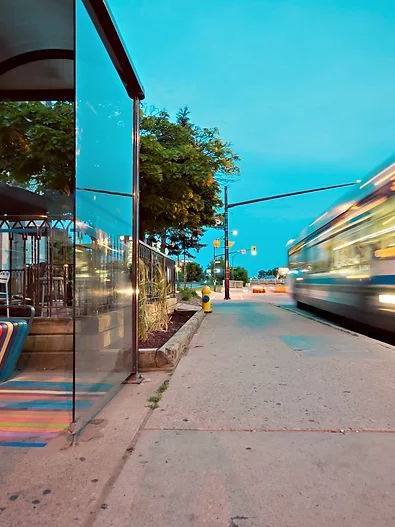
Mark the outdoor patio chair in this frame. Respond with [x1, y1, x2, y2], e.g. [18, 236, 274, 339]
[0, 271, 10, 317]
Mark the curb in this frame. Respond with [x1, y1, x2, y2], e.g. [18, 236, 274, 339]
[139, 309, 205, 371]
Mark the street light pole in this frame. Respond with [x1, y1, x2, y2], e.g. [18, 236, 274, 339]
[213, 244, 216, 290]
[224, 186, 230, 300]
[223, 180, 358, 300]
[231, 252, 236, 280]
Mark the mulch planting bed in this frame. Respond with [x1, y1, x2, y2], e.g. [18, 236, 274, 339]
[138, 310, 195, 349]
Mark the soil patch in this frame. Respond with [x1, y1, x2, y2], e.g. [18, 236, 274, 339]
[139, 310, 196, 349]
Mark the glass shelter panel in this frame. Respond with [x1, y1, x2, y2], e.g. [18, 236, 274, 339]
[75, 1, 133, 426]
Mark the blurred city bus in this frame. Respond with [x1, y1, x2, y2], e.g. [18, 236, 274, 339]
[288, 160, 395, 332]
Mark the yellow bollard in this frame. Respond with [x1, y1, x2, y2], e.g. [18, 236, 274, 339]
[201, 285, 212, 313]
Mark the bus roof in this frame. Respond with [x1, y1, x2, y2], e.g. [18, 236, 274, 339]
[289, 156, 395, 249]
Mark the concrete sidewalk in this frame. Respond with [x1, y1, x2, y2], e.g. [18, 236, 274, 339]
[0, 371, 169, 527]
[93, 296, 395, 527]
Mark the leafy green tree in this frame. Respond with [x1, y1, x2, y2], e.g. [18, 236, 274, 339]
[207, 258, 248, 285]
[183, 261, 204, 283]
[0, 102, 240, 254]
[148, 227, 207, 286]
[0, 101, 74, 195]
[232, 266, 249, 285]
[176, 105, 191, 127]
[189, 261, 204, 283]
[166, 228, 206, 258]
[258, 268, 278, 279]
[140, 107, 239, 241]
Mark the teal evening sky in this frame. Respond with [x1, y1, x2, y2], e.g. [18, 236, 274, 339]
[111, 0, 395, 274]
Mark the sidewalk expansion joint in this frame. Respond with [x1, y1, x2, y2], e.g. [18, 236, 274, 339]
[82, 407, 155, 527]
[144, 426, 395, 434]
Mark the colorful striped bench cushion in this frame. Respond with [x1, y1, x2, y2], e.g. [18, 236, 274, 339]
[0, 320, 29, 382]
[0, 375, 114, 448]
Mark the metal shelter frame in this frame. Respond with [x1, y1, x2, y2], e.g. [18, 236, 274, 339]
[0, 0, 146, 422]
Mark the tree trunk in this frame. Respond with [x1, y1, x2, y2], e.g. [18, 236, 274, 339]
[138, 220, 146, 241]
[160, 230, 167, 253]
[183, 249, 187, 288]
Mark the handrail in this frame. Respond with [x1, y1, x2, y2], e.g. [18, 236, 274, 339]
[138, 240, 175, 261]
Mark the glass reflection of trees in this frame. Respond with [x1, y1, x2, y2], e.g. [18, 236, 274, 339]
[0, 101, 74, 316]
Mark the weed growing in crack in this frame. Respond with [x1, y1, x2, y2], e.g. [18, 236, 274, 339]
[147, 380, 169, 409]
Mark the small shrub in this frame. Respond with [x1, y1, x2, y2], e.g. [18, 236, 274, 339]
[179, 288, 198, 301]
[138, 258, 170, 341]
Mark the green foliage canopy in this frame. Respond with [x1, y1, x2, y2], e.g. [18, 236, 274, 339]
[140, 106, 239, 244]
[231, 266, 249, 285]
[183, 261, 204, 283]
[0, 101, 74, 195]
[207, 257, 248, 285]
[258, 268, 278, 279]
[0, 102, 239, 254]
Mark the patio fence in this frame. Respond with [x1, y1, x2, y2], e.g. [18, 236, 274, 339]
[0, 215, 176, 317]
[138, 240, 176, 301]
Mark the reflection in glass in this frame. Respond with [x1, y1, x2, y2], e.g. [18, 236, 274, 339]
[0, 100, 74, 427]
[75, 0, 133, 426]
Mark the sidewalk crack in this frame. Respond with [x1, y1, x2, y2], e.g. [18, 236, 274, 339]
[144, 426, 395, 434]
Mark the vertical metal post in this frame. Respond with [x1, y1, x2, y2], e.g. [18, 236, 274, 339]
[224, 186, 230, 300]
[22, 235, 26, 303]
[150, 249, 154, 300]
[213, 245, 216, 290]
[130, 97, 141, 380]
[183, 248, 187, 288]
[162, 252, 166, 294]
[72, 2, 77, 425]
[9, 232, 13, 301]
[49, 228, 53, 316]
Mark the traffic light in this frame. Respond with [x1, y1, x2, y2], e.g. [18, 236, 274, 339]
[251, 245, 257, 256]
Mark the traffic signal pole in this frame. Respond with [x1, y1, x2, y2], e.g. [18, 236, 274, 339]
[223, 180, 358, 300]
[224, 186, 230, 300]
[212, 244, 216, 290]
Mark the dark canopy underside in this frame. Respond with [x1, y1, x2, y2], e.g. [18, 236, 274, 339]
[0, 0, 144, 101]
[0, 0, 74, 100]
[0, 184, 50, 215]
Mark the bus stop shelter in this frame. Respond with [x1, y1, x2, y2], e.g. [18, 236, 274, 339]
[0, 0, 144, 438]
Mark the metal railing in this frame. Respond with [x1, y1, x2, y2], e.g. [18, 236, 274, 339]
[138, 241, 176, 301]
[0, 216, 176, 317]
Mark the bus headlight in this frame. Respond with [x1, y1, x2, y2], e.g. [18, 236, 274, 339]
[378, 294, 395, 305]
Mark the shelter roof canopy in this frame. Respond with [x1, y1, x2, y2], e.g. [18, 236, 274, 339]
[0, 0, 144, 101]
[0, 0, 74, 100]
